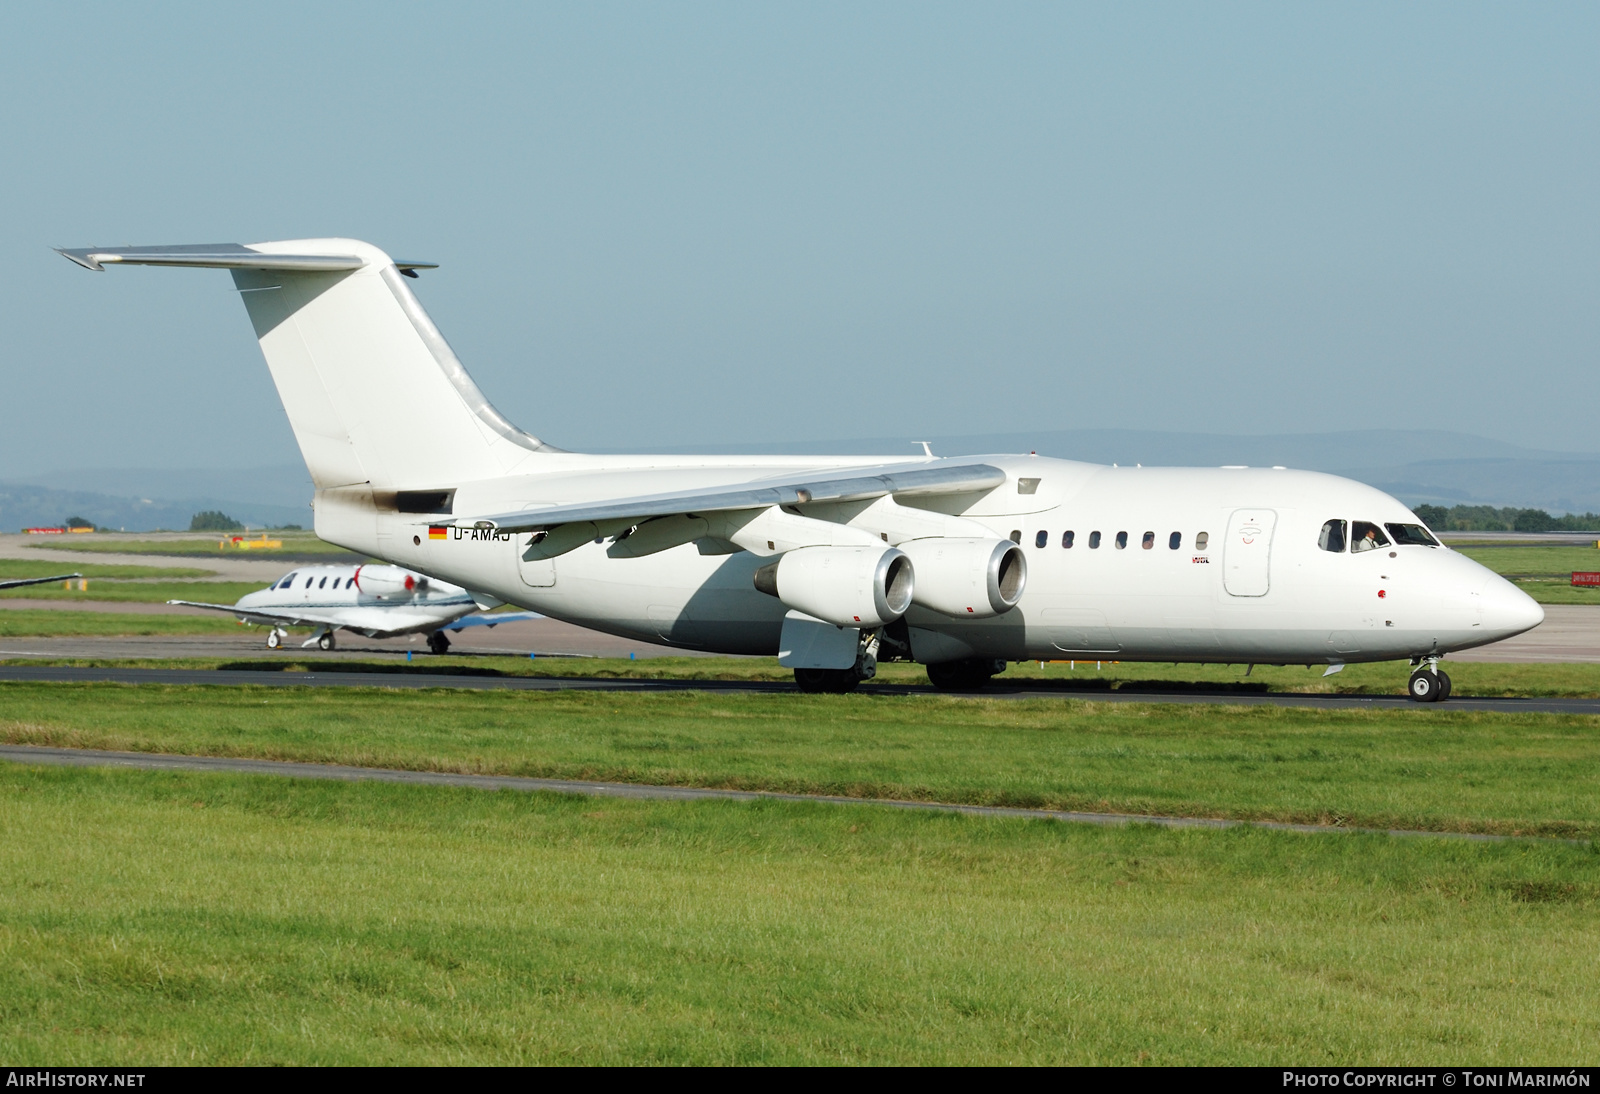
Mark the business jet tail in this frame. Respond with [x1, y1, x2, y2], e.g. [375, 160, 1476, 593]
[56, 240, 557, 493]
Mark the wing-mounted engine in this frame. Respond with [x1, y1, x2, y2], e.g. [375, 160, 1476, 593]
[896, 537, 1026, 617]
[354, 564, 426, 599]
[752, 546, 914, 627]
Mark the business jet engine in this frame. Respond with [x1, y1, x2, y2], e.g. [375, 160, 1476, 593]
[894, 537, 1026, 617]
[353, 564, 426, 599]
[753, 545, 914, 628]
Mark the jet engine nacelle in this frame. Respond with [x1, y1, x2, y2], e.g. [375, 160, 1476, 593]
[354, 564, 426, 599]
[753, 545, 914, 628]
[895, 537, 1026, 617]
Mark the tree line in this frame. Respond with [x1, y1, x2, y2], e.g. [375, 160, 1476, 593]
[1414, 504, 1600, 533]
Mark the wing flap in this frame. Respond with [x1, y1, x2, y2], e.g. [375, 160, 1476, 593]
[165, 600, 349, 629]
[453, 461, 1007, 533]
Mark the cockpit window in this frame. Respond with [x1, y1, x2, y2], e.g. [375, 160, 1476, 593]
[277, 573, 298, 589]
[1351, 521, 1390, 553]
[1386, 523, 1439, 547]
[1318, 519, 1347, 553]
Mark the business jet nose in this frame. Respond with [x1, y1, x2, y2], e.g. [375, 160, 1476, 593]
[1478, 573, 1544, 641]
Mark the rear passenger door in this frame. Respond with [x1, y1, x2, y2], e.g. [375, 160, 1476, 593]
[1223, 509, 1277, 597]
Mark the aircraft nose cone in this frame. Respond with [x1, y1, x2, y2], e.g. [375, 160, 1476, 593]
[1479, 574, 1544, 640]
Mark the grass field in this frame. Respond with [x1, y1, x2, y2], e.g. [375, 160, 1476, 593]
[0, 581, 267, 604]
[0, 763, 1596, 1064]
[2, 682, 1596, 837]
[0, 611, 245, 637]
[25, 533, 361, 561]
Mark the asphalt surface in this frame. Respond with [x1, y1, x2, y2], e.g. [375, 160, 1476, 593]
[2, 662, 1598, 713]
[0, 743, 1560, 843]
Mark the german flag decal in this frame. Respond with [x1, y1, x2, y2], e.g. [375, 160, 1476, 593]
[428, 526, 448, 540]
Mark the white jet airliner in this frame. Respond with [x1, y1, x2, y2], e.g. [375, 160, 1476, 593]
[170, 563, 536, 653]
[58, 239, 1543, 700]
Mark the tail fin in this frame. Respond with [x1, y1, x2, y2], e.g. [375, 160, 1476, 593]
[57, 239, 557, 491]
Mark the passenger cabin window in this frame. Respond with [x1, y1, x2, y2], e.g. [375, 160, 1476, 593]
[318, 577, 327, 588]
[1386, 523, 1439, 547]
[1009, 530, 1021, 544]
[304, 577, 314, 588]
[347, 578, 356, 588]
[1115, 531, 1128, 550]
[1169, 532, 1181, 550]
[1351, 521, 1391, 553]
[1318, 519, 1348, 553]
[1141, 531, 1154, 550]
[1035, 530, 1048, 549]
[1089, 531, 1102, 549]
[1062, 530, 1075, 549]
[1195, 532, 1209, 551]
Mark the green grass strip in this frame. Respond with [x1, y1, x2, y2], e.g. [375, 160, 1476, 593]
[1, 682, 1596, 838]
[0, 764, 1596, 1064]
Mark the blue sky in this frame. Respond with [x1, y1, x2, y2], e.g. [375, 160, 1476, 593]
[2, 2, 1596, 472]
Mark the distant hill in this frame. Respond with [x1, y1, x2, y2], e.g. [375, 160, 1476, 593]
[0, 465, 311, 532]
[6, 429, 1599, 528]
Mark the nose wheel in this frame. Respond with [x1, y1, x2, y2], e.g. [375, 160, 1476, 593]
[1408, 660, 1452, 703]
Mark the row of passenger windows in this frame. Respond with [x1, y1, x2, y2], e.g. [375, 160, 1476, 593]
[1011, 529, 1210, 551]
[1317, 520, 1438, 554]
[275, 573, 356, 590]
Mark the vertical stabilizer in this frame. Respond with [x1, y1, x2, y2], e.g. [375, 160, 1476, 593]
[56, 238, 557, 492]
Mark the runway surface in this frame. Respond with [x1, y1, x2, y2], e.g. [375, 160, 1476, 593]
[0, 743, 1562, 844]
[2, 662, 1598, 713]
[2, 605, 1598, 662]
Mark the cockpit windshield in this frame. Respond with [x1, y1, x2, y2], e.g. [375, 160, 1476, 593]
[1351, 521, 1390, 553]
[275, 572, 298, 589]
[1386, 523, 1439, 547]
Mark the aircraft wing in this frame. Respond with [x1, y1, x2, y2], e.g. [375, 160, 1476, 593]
[166, 600, 353, 629]
[444, 611, 544, 632]
[0, 573, 82, 591]
[453, 460, 1008, 533]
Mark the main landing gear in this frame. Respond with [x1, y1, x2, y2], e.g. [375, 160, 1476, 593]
[792, 630, 881, 694]
[1408, 658, 1452, 703]
[926, 658, 1008, 693]
[427, 631, 451, 655]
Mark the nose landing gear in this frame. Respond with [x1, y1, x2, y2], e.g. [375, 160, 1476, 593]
[1408, 658, 1452, 703]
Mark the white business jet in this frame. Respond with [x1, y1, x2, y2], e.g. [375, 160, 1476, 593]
[58, 239, 1542, 700]
[170, 563, 536, 653]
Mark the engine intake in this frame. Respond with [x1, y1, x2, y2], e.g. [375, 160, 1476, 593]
[354, 564, 425, 599]
[895, 537, 1026, 617]
[753, 545, 914, 628]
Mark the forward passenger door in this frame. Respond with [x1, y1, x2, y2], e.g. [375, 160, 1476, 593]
[1223, 509, 1277, 597]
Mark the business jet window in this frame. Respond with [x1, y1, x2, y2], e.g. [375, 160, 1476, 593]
[1195, 532, 1209, 550]
[277, 574, 297, 589]
[1062, 530, 1075, 548]
[1141, 531, 1155, 550]
[1115, 531, 1128, 550]
[1169, 532, 1181, 550]
[1386, 523, 1440, 547]
[304, 577, 315, 588]
[347, 578, 356, 588]
[1318, 519, 1347, 553]
[1351, 521, 1391, 553]
[1035, 530, 1048, 548]
[1089, 531, 1102, 549]
[317, 577, 326, 588]
[1010, 530, 1021, 544]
